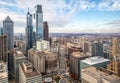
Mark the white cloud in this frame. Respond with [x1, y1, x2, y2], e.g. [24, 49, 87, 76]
[10, 0, 96, 33]
[98, 0, 120, 11]
[0, 0, 120, 33]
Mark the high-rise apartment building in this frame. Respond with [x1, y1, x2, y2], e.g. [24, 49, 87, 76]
[3, 16, 14, 51]
[33, 5, 43, 41]
[0, 35, 8, 62]
[112, 37, 120, 55]
[43, 21, 49, 41]
[26, 10, 33, 52]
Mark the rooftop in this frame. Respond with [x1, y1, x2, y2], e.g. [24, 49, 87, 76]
[14, 50, 26, 59]
[21, 61, 40, 78]
[71, 52, 90, 58]
[3, 16, 13, 22]
[81, 56, 110, 65]
[0, 62, 7, 79]
[82, 66, 120, 82]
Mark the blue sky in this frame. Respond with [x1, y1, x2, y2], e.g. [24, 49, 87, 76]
[0, 0, 120, 33]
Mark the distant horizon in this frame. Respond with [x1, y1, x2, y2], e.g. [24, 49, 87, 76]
[0, 0, 120, 33]
[14, 32, 120, 34]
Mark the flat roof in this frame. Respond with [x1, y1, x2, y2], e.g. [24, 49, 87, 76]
[14, 50, 26, 59]
[82, 67, 120, 82]
[21, 61, 40, 78]
[81, 56, 110, 65]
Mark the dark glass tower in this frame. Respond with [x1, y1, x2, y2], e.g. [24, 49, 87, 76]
[43, 21, 49, 41]
[92, 42, 103, 57]
[26, 10, 33, 52]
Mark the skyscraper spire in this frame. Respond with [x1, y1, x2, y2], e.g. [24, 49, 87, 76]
[28, 8, 29, 12]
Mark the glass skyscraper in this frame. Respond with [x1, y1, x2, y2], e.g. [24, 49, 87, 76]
[26, 10, 33, 51]
[3, 16, 14, 51]
[33, 5, 43, 42]
[92, 42, 103, 57]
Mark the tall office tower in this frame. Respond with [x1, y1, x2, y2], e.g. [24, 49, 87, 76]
[92, 41, 104, 57]
[3, 16, 14, 51]
[112, 37, 120, 55]
[26, 10, 33, 51]
[0, 35, 8, 62]
[43, 21, 49, 41]
[33, 5, 43, 42]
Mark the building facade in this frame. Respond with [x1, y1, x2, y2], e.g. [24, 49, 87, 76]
[3, 16, 14, 51]
[28, 49, 46, 74]
[112, 37, 120, 55]
[107, 60, 120, 77]
[70, 52, 89, 79]
[28, 49, 58, 74]
[0, 35, 8, 62]
[36, 40, 50, 52]
[92, 41, 103, 57]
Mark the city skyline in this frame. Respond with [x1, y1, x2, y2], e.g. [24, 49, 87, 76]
[0, 0, 120, 33]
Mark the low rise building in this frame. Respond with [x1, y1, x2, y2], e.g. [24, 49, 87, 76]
[28, 49, 46, 74]
[43, 50, 58, 73]
[0, 62, 8, 83]
[81, 66, 120, 83]
[80, 56, 110, 69]
[19, 61, 42, 83]
[28, 49, 57, 74]
[107, 61, 120, 77]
